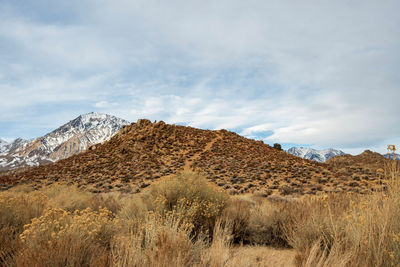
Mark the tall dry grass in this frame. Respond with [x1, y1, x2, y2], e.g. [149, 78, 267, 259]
[0, 173, 237, 267]
[3, 166, 400, 267]
[289, 160, 400, 267]
[0, 190, 48, 265]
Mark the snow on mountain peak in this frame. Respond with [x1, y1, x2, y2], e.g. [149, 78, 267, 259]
[0, 113, 131, 171]
[0, 139, 8, 154]
[287, 147, 346, 162]
[40, 112, 130, 154]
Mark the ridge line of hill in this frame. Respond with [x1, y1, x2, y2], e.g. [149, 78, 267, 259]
[0, 119, 386, 196]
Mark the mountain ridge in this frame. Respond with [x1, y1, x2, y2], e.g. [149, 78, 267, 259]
[383, 153, 400, 160]
[0, 119, 383, 195]
[287, 147, 346, 162]
[0, 112, 129, 171]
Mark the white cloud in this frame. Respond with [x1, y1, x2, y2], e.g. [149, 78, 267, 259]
[93, 101, 117, 108]
[240, 124, 273, 136]
[0, 0, 399, 154]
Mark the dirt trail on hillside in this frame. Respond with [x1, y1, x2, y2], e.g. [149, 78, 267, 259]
[183, 132, 222, 172]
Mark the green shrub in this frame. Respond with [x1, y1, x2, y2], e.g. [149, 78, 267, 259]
[273, 143, 282, 151]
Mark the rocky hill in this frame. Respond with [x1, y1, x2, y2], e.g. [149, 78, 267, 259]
[326, 150, 386, 170]
[325, 150, 399, 184]
[0, 119, 383, 195]
[287, 147, 346, 162]
[0, 112, 129, 171]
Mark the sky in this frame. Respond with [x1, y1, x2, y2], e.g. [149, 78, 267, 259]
[0, 0, 399, 154]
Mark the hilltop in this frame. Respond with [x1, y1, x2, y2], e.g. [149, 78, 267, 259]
[0, 119, 383, 195]
[326, 150, 387, 171]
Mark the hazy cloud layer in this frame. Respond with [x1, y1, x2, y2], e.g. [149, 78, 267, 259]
[0, 0, 399, 153]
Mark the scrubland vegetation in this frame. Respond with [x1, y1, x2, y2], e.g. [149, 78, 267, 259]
[0, 163, 399, 266]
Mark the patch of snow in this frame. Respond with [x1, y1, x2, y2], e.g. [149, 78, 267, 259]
[384, 153, 400, 160]
[0, 112, 130, 171]
[287, 147, 346, 162]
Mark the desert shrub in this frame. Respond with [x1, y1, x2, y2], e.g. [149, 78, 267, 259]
[17, 207, 119, 267]
[42, 185, 93, 212]
[147, 172, 228, 237]
[89, 193, 122, 214]
[290, 167, 400, 267]
[0, 191, 48, 231]
[273, 143, 282, 151]
[284, 194, 353, 253]
[42, 185, 122, 214]
[221, 198, 250, 242]
[0, 191, 48, 265]
[245, 199, 295, 247]
[112, 211, 206, 267]
[118, 195, 148, 221]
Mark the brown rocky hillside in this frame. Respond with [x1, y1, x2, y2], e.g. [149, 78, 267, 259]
[0, 120, 384, 195]
[326, 150, 396, 183]
[326, 150, 386, 170]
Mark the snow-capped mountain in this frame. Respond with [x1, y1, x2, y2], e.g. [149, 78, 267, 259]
[0, 139, 8, 154]
[0, 112, 130, 171]
[384, 153, 400, 160]
[287, 147, 346, 162]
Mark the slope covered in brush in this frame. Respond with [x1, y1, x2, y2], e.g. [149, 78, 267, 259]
[0, 120, 383, 195]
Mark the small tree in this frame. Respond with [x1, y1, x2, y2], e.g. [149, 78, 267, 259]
[273, 143, 282, 151]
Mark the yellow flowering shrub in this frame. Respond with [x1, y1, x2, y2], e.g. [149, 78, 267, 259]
[17, 207, 119, 267]
[20, 207, 119, 247]
[0, 191, 48, 265]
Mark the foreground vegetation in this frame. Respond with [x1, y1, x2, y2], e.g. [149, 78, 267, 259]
[0, 165, 399, 266]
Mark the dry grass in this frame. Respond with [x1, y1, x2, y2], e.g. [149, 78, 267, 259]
[2, 166, 400, 266]
[146, 172, 229, 237]
[112, 212, 206, 267]
[17, 207, 117, 267]
[289, 161, 400, 267]
[228, 246, 296, 267]
[0, 189, 48, 265]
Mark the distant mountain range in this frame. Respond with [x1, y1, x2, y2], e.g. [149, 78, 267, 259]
[0, 112, 130, 172]
[384, 153, 400, 160]
[288, 147, 400, 162]
[287, 147, 346, 162]
[1, 112, 397, 174]
[0, 117, 388, 195]
[2, 118, 380, 196]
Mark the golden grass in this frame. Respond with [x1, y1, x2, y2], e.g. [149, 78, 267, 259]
[290, 161, 400, 267]
[1, 167, 400, 266]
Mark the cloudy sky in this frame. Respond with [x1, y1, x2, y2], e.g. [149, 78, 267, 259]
[0, 0, 399, 154]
